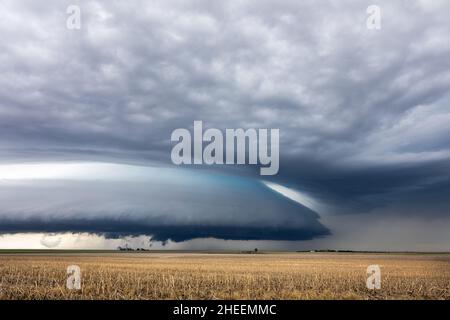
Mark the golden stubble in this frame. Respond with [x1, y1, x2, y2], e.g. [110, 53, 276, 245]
[0, 253, 449, 300]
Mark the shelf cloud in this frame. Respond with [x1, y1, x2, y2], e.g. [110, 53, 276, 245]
[0, 163, 329, 242]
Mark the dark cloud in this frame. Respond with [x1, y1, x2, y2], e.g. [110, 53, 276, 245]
[0, 0, 449, 248]
[0, 220, 329, 242]
[270, 157, 450, 217]
[0, 166, 329, 242]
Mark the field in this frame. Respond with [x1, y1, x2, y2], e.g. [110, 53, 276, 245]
[0, 251, 449, 300]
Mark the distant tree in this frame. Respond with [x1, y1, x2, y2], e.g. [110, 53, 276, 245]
[254, 248, 258, 253]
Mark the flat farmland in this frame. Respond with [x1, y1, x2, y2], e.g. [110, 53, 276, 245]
[0, 252, 449, 300]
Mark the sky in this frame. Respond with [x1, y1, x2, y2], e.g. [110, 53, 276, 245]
[0, 0, 449, 251]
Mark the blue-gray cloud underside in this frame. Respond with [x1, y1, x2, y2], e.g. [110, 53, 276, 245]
[0, 173, 329, 242]
[0, 220, 328, 242]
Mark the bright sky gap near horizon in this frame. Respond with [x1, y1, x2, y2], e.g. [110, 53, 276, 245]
[0, 0, 449, 251]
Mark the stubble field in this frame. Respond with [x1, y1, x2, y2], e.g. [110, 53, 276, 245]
[0, 252, 449, 300]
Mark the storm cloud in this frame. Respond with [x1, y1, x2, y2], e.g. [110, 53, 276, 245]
[0, 0, 449, 248]
[0, 164, 329, 241]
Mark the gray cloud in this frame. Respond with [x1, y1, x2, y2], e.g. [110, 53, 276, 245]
[40, 233, 62, 248]
[0, 0, 449, 248]
[0, 167, 329, 241]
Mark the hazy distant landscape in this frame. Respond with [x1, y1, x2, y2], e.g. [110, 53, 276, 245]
[0, 251, 449, 300]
